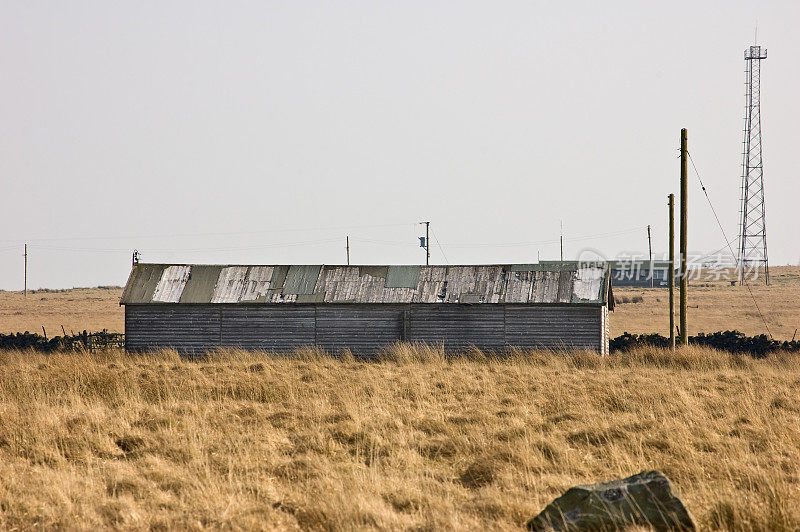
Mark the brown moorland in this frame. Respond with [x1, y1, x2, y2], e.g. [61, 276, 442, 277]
[1, 346, 799, 530]
[0, 286, 124, 335]
[611, 266, 800, 340]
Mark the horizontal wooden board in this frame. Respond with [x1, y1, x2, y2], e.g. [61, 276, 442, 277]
[125, 305, 220, 354]
[505, 306, 601, 350]
[409, 306, 505, 350]
[316, 305, 402, 355]
[220, 306, 315, 351]
[126, 304, 604, 355]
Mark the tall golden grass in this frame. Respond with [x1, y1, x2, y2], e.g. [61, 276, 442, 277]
[1, 345, 799, 530]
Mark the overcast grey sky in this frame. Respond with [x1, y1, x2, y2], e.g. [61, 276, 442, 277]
[1, 1, 798, 290]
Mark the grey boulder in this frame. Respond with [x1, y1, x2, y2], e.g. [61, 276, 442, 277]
[527, 470, 696, 531]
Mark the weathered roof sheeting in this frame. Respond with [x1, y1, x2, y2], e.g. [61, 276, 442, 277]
[572, 266, 604, 302]
[179, 265, 222, 303]
[385, 265, 420, 288]
[120, 263, 164, 303]
[211, 266, 249, 303]
[283, 265, 322, 295]
[239, 266, 275, 302]
[121, 263, 610, 305]
[152, 265, 191, 303]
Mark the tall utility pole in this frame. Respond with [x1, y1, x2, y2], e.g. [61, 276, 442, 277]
[668, 195, 675, 350]
[738, 44, 770, 285]
[24, 244, 27, 298]
[346, 236, 350, 266]
[679, 128, 689, 346]
[420, 221, 430, 265]
[647, 225, 653, 288]
[560, 221, 563, 261]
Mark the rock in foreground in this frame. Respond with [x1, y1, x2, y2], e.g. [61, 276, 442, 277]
[527, 470, 696, 531]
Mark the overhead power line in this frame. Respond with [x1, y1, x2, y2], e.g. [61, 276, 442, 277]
[687, 150, 772, 339]
[17, 238, 343, 254]
[0, 222, 415, 244]
[352, 226, 644, 249]
[430, 229, 450, 265]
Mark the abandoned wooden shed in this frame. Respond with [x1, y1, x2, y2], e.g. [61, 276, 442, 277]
[120, 262, 614, 355]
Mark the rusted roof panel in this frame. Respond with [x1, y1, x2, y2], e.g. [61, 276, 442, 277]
[120, 263, 610, 305]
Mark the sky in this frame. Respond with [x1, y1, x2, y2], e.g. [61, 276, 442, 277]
[1, 1, 798, 290]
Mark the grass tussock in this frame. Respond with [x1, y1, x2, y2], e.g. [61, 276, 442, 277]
[1, 345, 799, 530]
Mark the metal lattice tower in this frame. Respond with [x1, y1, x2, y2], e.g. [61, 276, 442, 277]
[738, 45, 769, 285]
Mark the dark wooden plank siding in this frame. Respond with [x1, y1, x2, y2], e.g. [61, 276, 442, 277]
[220, 306, 315, 351]
[505, 306, 601, 350]
[125, 305, 220, 353]
[126, 303, 604, 354]
[316, 305, 402, 354]
[409, 306, 505, 350]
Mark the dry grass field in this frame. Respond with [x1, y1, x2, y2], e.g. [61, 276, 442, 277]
[0, 286, 124, 335]
[2, 266, 798, 339]
[1, 346, 799, 530]
[2, 266, 798, 529]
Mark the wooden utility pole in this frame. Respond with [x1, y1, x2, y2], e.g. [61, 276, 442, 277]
[679, 128, 689, 346]
[560, 221, 564, 261]
[647, 224, 653, 287]
[668, 194, 675, 350]
[420, 221, 430, 265]
[24, 244, 27, 298]
[425, 222, 430, 265]
[346, 236, 350, 266]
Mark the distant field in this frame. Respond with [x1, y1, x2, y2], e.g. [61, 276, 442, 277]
[612, 265, 800, 340]
[1, 266, 798, 339]
[1, 346, 798, 530]
[0, 287, 124, 335]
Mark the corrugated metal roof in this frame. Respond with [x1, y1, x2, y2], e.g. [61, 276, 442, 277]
[385, 266, 421, 288]
[120, 263, 611, 305]
[151, 265, 190, 303]
[283, 265, 322, 295]
[122, 263, 170, 303]
[211, 266, 249, 303]
[179, 265, 222, 303]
